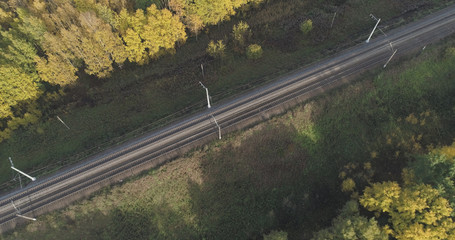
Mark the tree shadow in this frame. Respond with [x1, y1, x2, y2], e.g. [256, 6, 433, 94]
[187, 123, 308, 239]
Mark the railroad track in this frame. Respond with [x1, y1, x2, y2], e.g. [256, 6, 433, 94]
[1, 4, 455, 233]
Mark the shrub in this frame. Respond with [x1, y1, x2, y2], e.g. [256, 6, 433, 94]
[445, 47, 455, 58]
[263, 230, 288, 240]
[206, 40, 226, 58]
[341, 178, 356, 192]
[246, 44, 263, 60]
[300, 19, 313, 34]
[232, 21, 251, 49]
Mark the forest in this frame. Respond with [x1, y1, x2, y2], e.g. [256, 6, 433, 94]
[0, 0, 263, 142]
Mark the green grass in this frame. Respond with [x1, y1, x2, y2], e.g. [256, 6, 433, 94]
[1, 0, 451, 190]
[3, 33, 455, 240]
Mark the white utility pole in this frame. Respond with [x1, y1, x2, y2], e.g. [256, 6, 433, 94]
[201, 64, 205, 78]
[330, 12, 337, 28]
[199, 82, 211, 108]
[211, 114, 221, 139]
[366, 18, 381, 43]
[11, 201, 36, 221]
[9, 157, 36, 182]
[389, 42, 394, 51]
[16, 214, 37, 221]
[57, 116, 70, 130]
[383, 49, 398, 68]
[10, 157, 23, 188]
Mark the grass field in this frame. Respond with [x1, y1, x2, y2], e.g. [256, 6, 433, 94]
[3, 31, 455, 239]
[1, 0, 452, 190]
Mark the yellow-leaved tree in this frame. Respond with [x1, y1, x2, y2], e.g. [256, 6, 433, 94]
[360, 181, 455, 239]
[120, 5, 186, 64]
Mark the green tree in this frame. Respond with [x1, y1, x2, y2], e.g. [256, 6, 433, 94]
[0, 6, 13, 27]
[73, 0, 96, 12]
[312, 200, 388, 240]
[360, 182, 455, 239]
[408, 145, 455, 211]
[104, 0, 131, 13]
[15, 8, 47, 45]
[94, 4, 116, 26]
[135, 0, 156, 10]
[0, 29, 39, 73]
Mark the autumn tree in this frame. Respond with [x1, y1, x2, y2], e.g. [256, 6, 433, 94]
[36, 54, 78, 86]
[206, 40, 226, 58]
[114, 8, 130, 35]
[312, 200, 388, 240]
[142, 5, 186, 57]
[232, 21, 251, 50]
[72, 0, 117, 26]
[40, 2, 81, 33]
[186, 0, 235, 25]
[40, 5, 128, 79]
[170, 0, 263, 28]
[168, 0, 185, 17]
[0, 65, 40, 119]
[123, 28, 147, 64]
[0, 5, 46, 142]
[0, 4, 13, 28]
[359, 182, 455, 239]
[185, 14, 204, 39]
[79, 12, 127, 67]
[120, 5, 186, 64]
